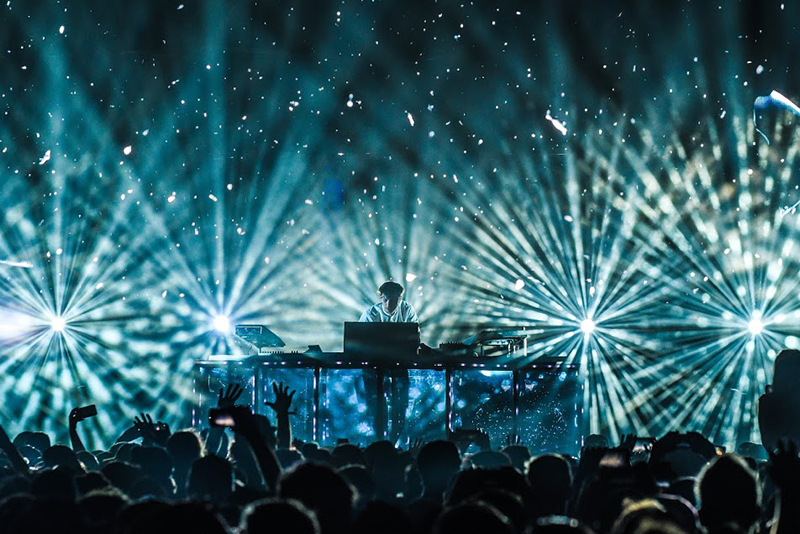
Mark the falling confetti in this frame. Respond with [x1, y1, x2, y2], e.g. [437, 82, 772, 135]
[545, 110, 568, 135]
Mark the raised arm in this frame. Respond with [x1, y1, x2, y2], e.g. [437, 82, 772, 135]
[229, 405, 282, 491]
[206, 384, 245, 453]
[265, 382, 296, 449]
[133, 413, 171, 447]
[68, 407, 88, 452]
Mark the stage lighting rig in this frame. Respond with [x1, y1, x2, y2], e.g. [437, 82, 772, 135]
[234, 324, 285, 350]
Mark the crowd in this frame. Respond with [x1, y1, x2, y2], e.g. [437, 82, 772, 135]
[2, 349, 800, 534]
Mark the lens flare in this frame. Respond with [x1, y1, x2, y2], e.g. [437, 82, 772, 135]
[0, 2, 797, 449]
[748, 317, 763, 336]
[212, 315, 231, 334]
[580, 319, 595, 335]
[50, 316, 66, 333]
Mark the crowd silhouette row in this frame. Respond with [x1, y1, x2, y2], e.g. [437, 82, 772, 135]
[4, 349, 800, 534]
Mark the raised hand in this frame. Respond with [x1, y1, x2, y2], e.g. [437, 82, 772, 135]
[218, 384, 244, 409]
[115, 423, 142, 443]
[264, 382, 295, 450]
[408, 437, 424, 454]
[226, 404, 282, 490]
[133, 413, 154, 432]
[69, 408, 82, 427]
[153, 421, 171, 446]
[69, 406, 95, 426]
[449, 428, 490, 454]
[133, 413, 171, 447]
[619, 434, 637, 452]
[265, 382, 296, 416]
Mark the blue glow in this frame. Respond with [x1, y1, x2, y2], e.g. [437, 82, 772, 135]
[0, 1, 798, 450]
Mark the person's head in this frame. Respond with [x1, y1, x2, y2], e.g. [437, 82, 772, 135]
[526, 453, 573, 517]
[188, 455, 234, 502]
[130, 446, 173, 482]
[166, 429, 205, 468]
[696, 454, 760, 534]
[124, 502, 228, 534]
[17, 444, 42, 468]
[78, 492, 130, 532]
[13, 431, 32, 448]
[75, 471, 111, 496]
[31, 467, 77, 502]
[100, 460, 143, 498]
[42, 445, 82, 472]
[25, 432, 51, 454]
[434, 501, 514, 534]
[417, 440, 461, 500]
[353, 500, 411, 534]
[333, 443, 367, 467]
[242, 498, 320, 534]
[339, 464, 376, 507]
[502, 444, 531, 473]
[280, 462, 354, 534]
[378, 281, 404, 315]
[610, 498, 674, 534]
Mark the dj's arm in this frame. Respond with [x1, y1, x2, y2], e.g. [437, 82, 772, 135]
[359, 305, 376, 322]
[404, 301, 419, 324]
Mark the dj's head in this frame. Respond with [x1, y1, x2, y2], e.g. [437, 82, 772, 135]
[378, 281, 404, 314]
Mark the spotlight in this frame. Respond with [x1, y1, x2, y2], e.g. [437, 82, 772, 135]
[748, 317, 763, 336]
[212, 315, 231, 334]
[51, 316, 66, 333]
[580, 318, 595, 335]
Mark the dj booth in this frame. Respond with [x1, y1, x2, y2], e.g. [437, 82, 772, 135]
[191, 325, 584, 454]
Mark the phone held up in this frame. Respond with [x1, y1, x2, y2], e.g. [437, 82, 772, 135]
[209, 408, 235, 428]
[74, 404, 97, 421]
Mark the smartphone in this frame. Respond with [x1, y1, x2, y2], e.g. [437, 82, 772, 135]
[633, 437, 655, 454]
[75, 404, 97, 421]
[454, 428, 482, 440]
[599, 450, 628, 468]
[209, 408, 235, 428]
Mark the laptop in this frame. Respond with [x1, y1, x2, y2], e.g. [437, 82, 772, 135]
[343, 322, 420, 362]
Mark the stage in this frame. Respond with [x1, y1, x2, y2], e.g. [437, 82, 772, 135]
[193, 351, 583, 454]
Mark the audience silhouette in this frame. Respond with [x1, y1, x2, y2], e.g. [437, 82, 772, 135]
[0, 376, 796, 534]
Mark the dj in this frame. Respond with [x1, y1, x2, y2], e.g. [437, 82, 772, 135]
[360, 281, 418, 323]
[359, 281, 418, 443]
